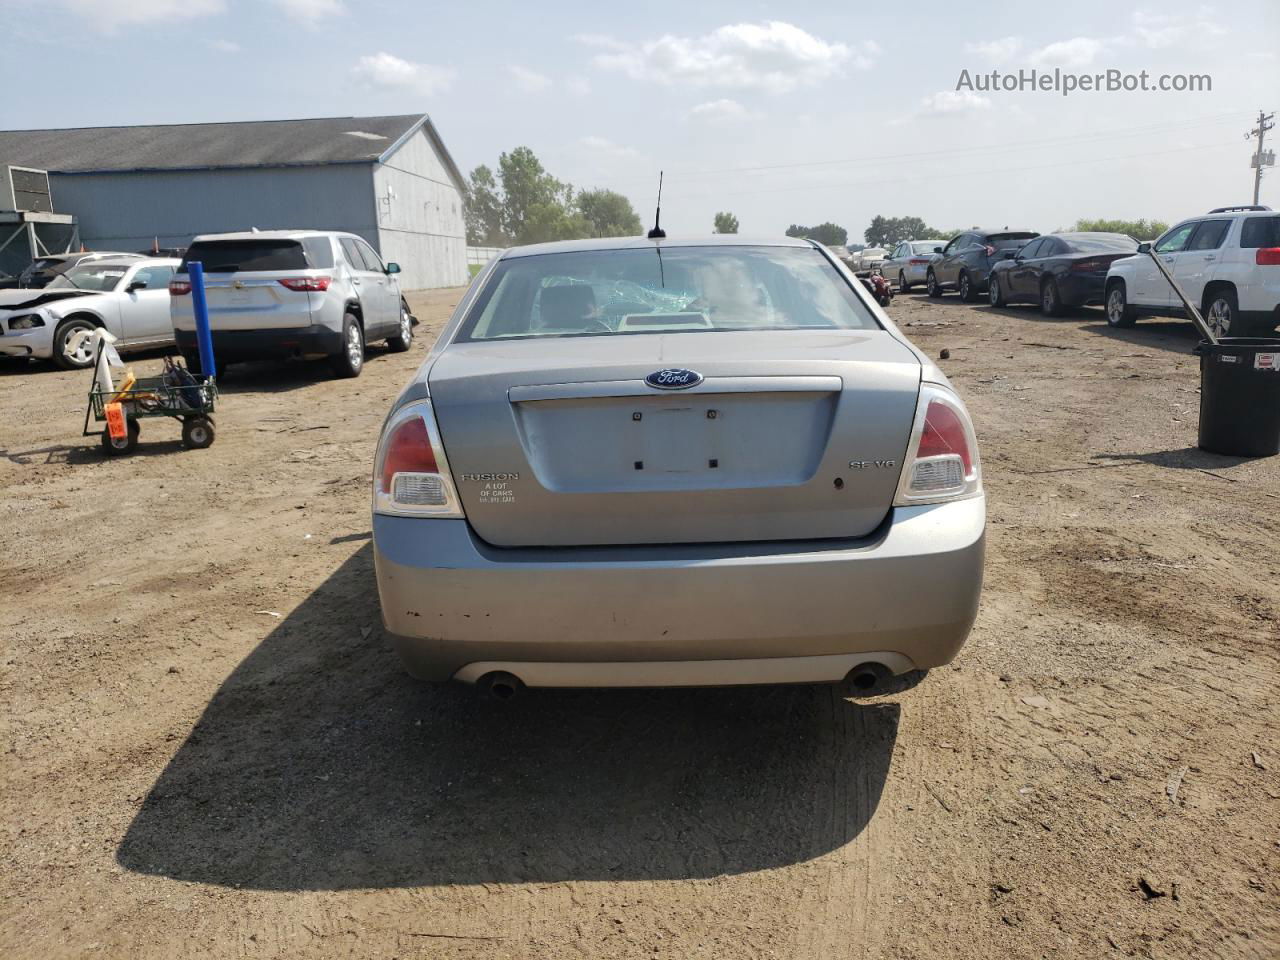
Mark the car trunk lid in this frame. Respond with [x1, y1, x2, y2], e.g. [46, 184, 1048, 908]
[428, 330, 922, 547]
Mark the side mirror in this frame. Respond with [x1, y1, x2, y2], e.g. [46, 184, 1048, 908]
[1137, 242, 1151, 254]
[1001, 251, 1017, 260]
[933, 246, 943, 254]
[385, 262, 401, 275]
[126, 280, 148, 292]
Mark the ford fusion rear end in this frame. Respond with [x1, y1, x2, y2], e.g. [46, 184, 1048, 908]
[372, 239, 984, 690]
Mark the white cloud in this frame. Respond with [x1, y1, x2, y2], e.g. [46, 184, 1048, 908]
[352, 53, 456, 97]
[1030, 36, 1109, 67]
[586, 21, 871, 94]
[508, 65, 552, 93]
[580, 136, 639, 159]
[272, 0, 343, 21]
[54, 0, 223, 31]
[1130, 8, 1226, 48]
[565, 76, 592, 97]
[207, 39, 241, 53]
[688, 98, 752, 123]
[919, 90, 992, 115]
[965, 36, 1023, 62]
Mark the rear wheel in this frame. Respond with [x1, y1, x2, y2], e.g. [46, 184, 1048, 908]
[1105, 282, 1136, 328]
[989, 273, 1006, 307]
[898, 271, 911, 293]
[330, 314, 364, 378]
[53, 317, 98, 370]
[1204, 288, 1241, 338]
[1040, 278, 1064, 317]
[926, 270, 943, 297]
[958, 271, 976, 303]
[101, 419, 140, 456]
[181, 417, 215, 449]
[387, 302, 413, 353]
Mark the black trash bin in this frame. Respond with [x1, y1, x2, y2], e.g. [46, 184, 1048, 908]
[1196, 337, 1280, 457]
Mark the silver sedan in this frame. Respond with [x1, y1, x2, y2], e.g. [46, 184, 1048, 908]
[880, 240, 947, 292]
[372, 236, 985, 696]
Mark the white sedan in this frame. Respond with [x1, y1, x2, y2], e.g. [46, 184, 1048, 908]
[0, 257, 179, 368]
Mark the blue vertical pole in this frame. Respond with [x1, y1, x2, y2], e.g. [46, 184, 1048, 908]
[189, 261, 216, 379]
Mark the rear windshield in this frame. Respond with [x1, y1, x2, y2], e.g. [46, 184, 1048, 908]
[47, 265, 128, 291]
[458, 246, 881, 341]
[178, 239, 310, 273]
[910, 242, 943, 254]
[987, 232, 1040, 249]
[1240, 216, 1280, 248]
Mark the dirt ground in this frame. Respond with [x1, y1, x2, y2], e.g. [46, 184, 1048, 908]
[2, 286, 1278, 960]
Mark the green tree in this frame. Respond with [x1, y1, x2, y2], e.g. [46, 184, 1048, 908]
[498, 146, 573, 243]
[713, 211, 740, 234]
[578, 189, 643, 238]
[785, 222, 847, 246]
[864, 215, 941, 248]
[463, 164, 506, 246]
[1071, 217, 1169, 241]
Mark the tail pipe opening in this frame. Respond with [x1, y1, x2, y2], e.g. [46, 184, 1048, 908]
[477, 671, 525, 701]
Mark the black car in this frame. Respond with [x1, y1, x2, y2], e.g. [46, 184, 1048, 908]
[988, 232, 1139, 316]
[926, 228, 1040, 301]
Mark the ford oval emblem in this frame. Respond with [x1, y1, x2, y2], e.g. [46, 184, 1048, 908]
[645, 368, 703, 390]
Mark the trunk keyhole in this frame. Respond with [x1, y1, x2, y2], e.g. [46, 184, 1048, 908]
[833, 477, 845, 490]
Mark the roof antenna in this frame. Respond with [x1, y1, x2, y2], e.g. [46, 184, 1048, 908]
[647, 171, 666, 239]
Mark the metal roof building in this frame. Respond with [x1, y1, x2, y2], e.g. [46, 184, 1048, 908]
[0, 114, 469, 289]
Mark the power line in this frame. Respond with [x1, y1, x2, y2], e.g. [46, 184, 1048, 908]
[597, 111, 1248, 187]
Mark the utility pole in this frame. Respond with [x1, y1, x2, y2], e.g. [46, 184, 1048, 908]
[1246, 109, 1275, 206]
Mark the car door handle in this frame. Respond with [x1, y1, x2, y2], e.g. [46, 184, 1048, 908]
[1162, 256, 1175, 263]
[352, 278, 361, 285]
[1203, 255, 1216, 261]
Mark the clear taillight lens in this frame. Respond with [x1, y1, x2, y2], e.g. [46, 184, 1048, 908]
[372, 400, 464, 518]
[894, 384, 982, 506]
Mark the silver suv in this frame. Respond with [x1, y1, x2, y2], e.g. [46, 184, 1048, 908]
[169, 230, 414, 378]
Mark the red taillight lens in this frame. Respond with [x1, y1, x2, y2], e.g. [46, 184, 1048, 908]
[168, 280, 191, 295]
[277, 277, 332, 292]
[917, 399, 974, 473]
[1071, 259, 1105, 272]
[1256, 247, 1280, 265]
[379, 415, 437, 493]
[908, 257, 930, 265]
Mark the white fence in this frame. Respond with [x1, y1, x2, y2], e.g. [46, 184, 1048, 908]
[466, 245, 504, 266]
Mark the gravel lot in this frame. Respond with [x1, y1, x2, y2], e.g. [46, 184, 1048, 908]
[2, 287, 1277, 959]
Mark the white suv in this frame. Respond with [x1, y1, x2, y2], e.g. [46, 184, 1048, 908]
[1104, 206, 1280, 337]
[169, 230, 414, 379]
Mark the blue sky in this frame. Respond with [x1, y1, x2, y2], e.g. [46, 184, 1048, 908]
[2, 0, 1277, 239]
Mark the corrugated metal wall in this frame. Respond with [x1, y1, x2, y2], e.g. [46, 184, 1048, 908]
[50, 165, 379, 252]
[372, 129, 469, 289]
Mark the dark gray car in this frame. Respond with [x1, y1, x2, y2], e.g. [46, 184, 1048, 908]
[926, 229, 1040, 301]
[372, 235, 986, 694]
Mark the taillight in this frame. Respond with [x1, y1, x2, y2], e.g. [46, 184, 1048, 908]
[372, 400, 463, 518]
[1257, 247, 1280, 265]
[278, 277, 332, 292]
[1071, 259, 1106, 272]
[908, 257, 930, 265]
[168, 280, 191, 295]
[894, 384, 982, 506]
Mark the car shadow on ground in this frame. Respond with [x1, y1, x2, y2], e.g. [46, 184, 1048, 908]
[1079, 318, 1201, 355]
[1094, 447, 1254, 471]
[117, 544, 901, 891]
[216, 345, 403, 396]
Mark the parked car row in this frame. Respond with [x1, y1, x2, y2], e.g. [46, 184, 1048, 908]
[0, 230, 415, 376]
[888, 206, 1280, 337]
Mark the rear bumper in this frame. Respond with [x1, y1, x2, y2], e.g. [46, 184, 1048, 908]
[175, 324, 342, 362]
[373, 497, 986, 686]
[1059, 273, 1108, 306]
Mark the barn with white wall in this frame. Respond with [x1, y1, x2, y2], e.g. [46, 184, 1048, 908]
[0, 114, 469, 289]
